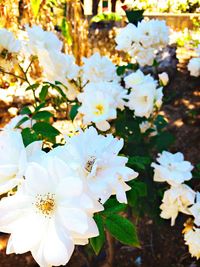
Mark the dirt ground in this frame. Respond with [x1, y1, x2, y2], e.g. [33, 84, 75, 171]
[0, 49, 199, 267]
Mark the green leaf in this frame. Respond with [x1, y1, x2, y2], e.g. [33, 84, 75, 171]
[39, 85, 49, 102]
[20, 106, 32, 115]
[102, 198, 127, 215]
[15, 116, 30, 128]
[30, 0, 41, 17]
[153, 132, 175, 151]
[90, 214, 105, 255]
[69, 104, 80, 121]
[116, 63, 138, 76]
[33, 122, 60, 139]
[21, 128, 38, 147]
[127, 180, 147, 207]
[26, 83, 40, 91]
[35, 102, 46, 112]
[32, 111, 53, 121]
[125, 10, 144, 26]
[104, 214, 140, 247]
[128, 156, 151, 170]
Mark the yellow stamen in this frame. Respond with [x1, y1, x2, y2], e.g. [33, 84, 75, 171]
[94, 104, 105, 116]
[35, 193, 55, 217]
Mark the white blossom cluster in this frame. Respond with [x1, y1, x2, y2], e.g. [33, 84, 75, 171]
[0, 126, 138, 267]
[151, 151, 200, 259]
[0, 25, 168, 133]
[115, 19, 169, 66]
[152, 151, 194, 226]
[187, 44, 200, 77]
[124, 69, 163, 118]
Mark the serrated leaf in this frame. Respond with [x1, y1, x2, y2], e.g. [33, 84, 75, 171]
[39, 85, 49, 102]
[104, 214, 140, 247]
[21, 128, 38, 147]
[20, 106, 32, 115]
[33, 122, 60, 139]
[32, 111, 53, 121]
[102, 198, 127, 215]
[90, 214, 105, 255]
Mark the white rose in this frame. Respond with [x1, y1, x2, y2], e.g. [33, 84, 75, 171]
[187, 57, 200, 77]
[160, 184, 195, 226]
[151, 151, 193, 186]
[0, 157, 103, 267]
[50, 126, 138, 204]
[184, 228, 200, 259]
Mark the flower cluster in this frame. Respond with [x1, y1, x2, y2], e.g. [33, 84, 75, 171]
[0, 126, 138, 267]
[152, 151, 194, 226]
[152, 151, 200, 259]
[115, 19, 169, 66]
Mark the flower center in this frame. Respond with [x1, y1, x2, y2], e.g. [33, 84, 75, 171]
[85, 156, 96, 173]
[94, 104, 105, 116]
[35, 193, 56, 217]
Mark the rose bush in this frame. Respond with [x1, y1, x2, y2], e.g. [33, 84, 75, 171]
[0, 14, 199, 266]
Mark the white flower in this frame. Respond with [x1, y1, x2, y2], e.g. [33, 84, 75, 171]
[0, 130, 26, 194]
[124, 69, 156, 90]
[134, 47, 155, 67]
[151, 151, 194, 186]
[189, 192, 200, 226]
[126, 81, 159, 118]
[115, 19, 169, 66]
[160, 184, 195, 226]
[158, 72, 169, 86]
[78, 82, 126, 131]
[187, 57, 200, 77]
[0, 130, 43, 194]
[0, 158, 103, 267]
[125, 70, 161, 118]
[82, 52, 119, 83]
[0, 28, 21, 71]
[0, 28, 21, 54]
[26, 25, 62, 55]
[184, 228, 200, 259]
[38, 49, 79, 82]
[115, 23, 138, 52]
[51, 127, 138, 204]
